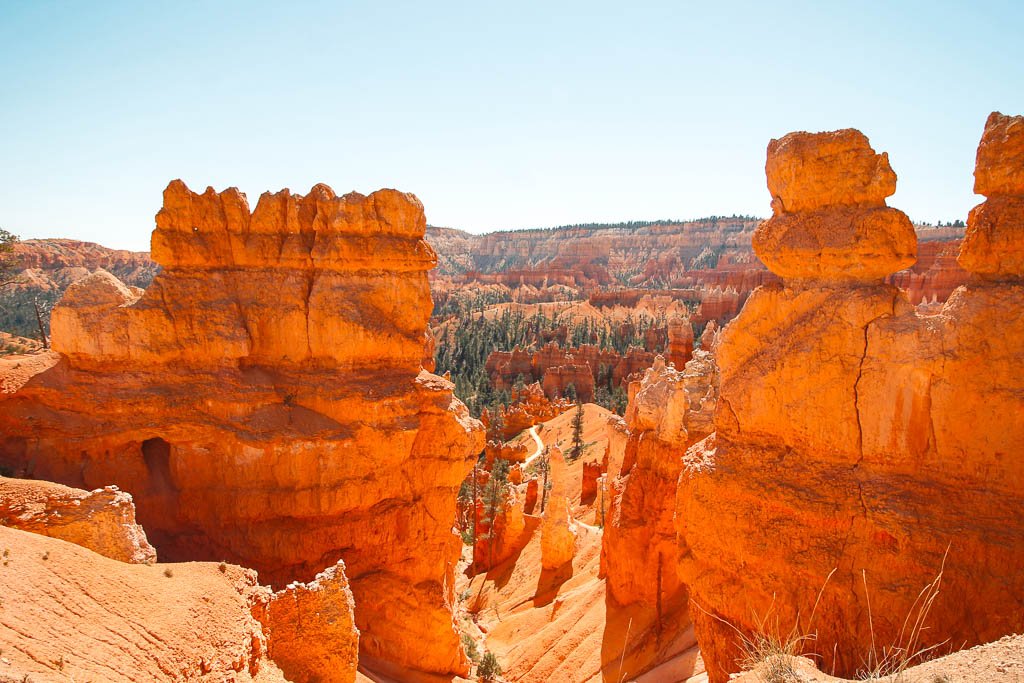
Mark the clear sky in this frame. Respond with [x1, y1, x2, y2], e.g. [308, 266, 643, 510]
[1, 1, 1022, 251]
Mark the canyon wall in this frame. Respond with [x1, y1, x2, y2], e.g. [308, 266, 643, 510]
[676, 116, 1024, 682]
[0, 181, 484, 677]
[429, 218, 763, 282]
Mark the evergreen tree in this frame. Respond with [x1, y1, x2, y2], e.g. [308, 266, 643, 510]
[482, 459, 510, 567]
[537, 448, 552, 513]
[569, 402, 585, 461]
[0, 229, 20, 288]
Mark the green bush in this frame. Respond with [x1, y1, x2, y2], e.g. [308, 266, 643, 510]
[478, 650, 501, 681]
[461, 632, 480, 663]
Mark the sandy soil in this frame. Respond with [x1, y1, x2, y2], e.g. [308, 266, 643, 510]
[0, 524, 284, 683]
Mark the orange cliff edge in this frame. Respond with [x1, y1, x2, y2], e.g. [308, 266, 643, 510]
[0, 180, 485, 679]
[675, 113, 1024, 682]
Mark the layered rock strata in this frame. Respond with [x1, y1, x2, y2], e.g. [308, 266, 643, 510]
[677, 119, 1024, 681]
[0, 181, 484, 676]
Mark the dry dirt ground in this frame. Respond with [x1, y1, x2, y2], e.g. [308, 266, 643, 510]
[732, 634, 1024, 683]
[0, 524, 285, 683]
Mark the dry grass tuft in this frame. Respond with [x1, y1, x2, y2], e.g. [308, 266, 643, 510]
[856, 549, 950, 681]
[693, 568, 834, 683]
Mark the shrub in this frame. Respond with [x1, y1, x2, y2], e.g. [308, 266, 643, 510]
[461, 632, 480, 664]
[478, 650, 501, 681]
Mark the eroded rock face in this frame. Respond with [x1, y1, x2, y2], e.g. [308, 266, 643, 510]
[487, 382, 573, 440]
[678, 119, 1024, 682]
[755, 129, 916, 281]
[960, 112, 1024, 279]
[540, 447, 576, 570]
[0, 476, 156, 564]
[765, 128, 897, 213]
[487, 342, 657, 404]
[666, 315, 694, 369]
[258, 560, 359, 683]
[973, 111, 1024, 197]
[0, 524, 278, 682]
[0, 181, 484, 677]
[600, 356, 699, 680]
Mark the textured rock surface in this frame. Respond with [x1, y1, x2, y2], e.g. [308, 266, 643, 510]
[601, 357, 693, 680]
[0, 524, 283, 682]
[259, 560, 359, 683]
[973, 111, 1024, 197]
[471, 484, 535, 573]
[960, 112, 1024, 279]
[666, 315, 694, 369]
[755, 129, 916, 281]
[540, 447, 576, 570]
[0, 476, 156, 564]
[0, 181, 484, 677]
[678, 119, 1024, 682]
[765, 128, 897, 213]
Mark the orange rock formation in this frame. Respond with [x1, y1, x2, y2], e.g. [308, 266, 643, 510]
[487, 341, 664, 402]
[600, 356, 708, 680]
[486, 381, 573, 439]
[0, 476, 156, 564]
[259, 560, 359, 683]
[960, 112, 1024, 278]
[676, 116, 1024, 682]
[540, 447, 577, 570]
[0, 181, 484, 677]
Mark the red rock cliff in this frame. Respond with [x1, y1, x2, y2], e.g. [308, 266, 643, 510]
[676, 117, 1024, 682]
[0, 181, 484, 677]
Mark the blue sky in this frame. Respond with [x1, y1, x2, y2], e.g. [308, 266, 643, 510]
[1, 1, 1022, 251]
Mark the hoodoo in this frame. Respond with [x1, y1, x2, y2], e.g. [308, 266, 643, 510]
[0, 181, 484, 677]
[676, 117, 1024, 681]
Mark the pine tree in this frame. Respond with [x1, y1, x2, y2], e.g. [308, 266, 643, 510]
[569, 402, 585, 461]
[0, 229, 20, 288]
[537, 448, 551, 513]
[482, 459, 510, 567]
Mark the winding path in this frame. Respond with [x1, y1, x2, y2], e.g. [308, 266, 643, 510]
[523, 425, 545, 466]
